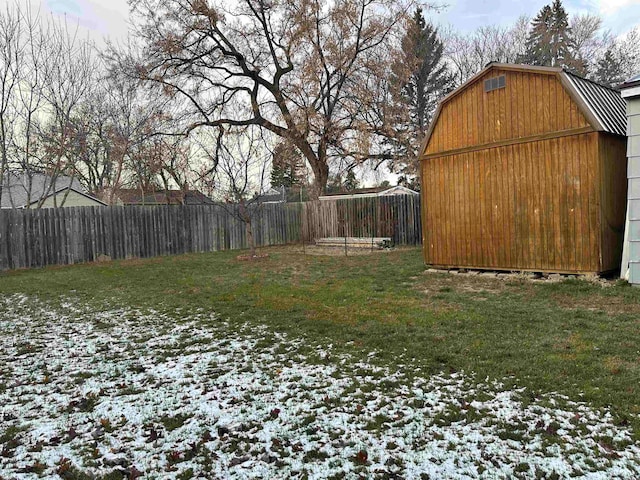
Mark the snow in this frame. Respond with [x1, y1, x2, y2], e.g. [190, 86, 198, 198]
[1, 294, 639, 479]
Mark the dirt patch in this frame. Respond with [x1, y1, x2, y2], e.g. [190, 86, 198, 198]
[551, 293, 640, 316]
[115, 257, 165, 267]
[282, 245, 395, 256]
[553, 332, 593, 355]
[420, 268, 635, 316]
[419, 270, 517, 297]
[423, 268, 617, 287]
[236, 253, 270, 261]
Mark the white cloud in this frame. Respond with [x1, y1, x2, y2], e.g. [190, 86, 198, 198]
[575, 0, 640, 34]
[586, 0, 640, 15]
[0, 0, 130, 43]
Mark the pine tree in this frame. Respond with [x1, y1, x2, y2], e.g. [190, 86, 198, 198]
[401, 8, 454, 133]
[522, 4, 554, 66]
[594, 49, 626, 88]
[270, 141, 303, 189]
[522, 0, 584, 74]
[344, 170, 359, 191]
[388, 8, 454, 185]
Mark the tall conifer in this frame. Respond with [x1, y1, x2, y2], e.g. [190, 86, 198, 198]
[390, 8, 454, 185]
[400, 8, 454, 132]
[522, 0, 584, 74]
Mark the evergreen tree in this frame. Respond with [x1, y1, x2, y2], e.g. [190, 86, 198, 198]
[388, 8, 454, 186]
[344, 170, 359, 191]
[522, 0, 584, 74]
[523, 5, 553, 65]
[401, 8, 454, 133]
[397, 174, 420, 192]
[594, 49, 627, 88]
[270, 141, 304, 189]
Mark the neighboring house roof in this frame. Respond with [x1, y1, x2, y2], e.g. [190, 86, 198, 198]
[0, 172, 105, 208]
[254, 187, 286, 204]
[113, 189, 215, 206]
[319, 186, 419, 200]
[620, 73, 640, 99]
[622, 73, 640, 89]
[421, 63, 628, 156]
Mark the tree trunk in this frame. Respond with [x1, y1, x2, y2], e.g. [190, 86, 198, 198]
[246, 219, 256, 257]
[289, 136, 329, 200]
[239, 202, 256, 257]
[309, 161, 329, 200]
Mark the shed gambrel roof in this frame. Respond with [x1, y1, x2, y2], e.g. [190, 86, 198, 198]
[563, 72, 627, 136]
[421, 63, 628, 156]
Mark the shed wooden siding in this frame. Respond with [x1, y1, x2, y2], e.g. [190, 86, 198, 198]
[421, 131, 625, 273]
[420, 64, 629, 274]
[424, 68, 591, 156]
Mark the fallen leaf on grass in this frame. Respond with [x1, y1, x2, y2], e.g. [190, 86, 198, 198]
[354, 449, 368, 465]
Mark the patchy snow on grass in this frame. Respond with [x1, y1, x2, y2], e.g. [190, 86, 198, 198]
[1, 294, 639, 479]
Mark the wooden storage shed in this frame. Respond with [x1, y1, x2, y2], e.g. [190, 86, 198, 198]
[419, 63, 628, 274]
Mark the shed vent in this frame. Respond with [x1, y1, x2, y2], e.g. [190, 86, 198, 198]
[484, 75, 506, 93]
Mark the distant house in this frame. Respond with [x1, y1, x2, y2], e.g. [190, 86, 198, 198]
[104, 189, 215, 206]
[253, 187, 286, 204]
[318, 185, 418, 201]
[0, 172, 106, 209]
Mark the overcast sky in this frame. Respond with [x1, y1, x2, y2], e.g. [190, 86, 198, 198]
[4, 0, 131, 43]
[1, 0, 639, 42]
[434, 0, 640, 34]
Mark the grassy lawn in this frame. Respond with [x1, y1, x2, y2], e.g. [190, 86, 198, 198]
[1, 246, 640, 478]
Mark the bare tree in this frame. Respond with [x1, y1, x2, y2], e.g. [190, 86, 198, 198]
[0, 4, 98, 208]
[443, 17, 530, 85]
[68, 87, 118, 194]
[590, 27, 640, 87]
[212, 126, 271, 257]
[0, 3, 193, 208]
[157, 136, 194, 199]
[0, 4, 24, 206]
[570, 13, 612, 75]
[66, 58, 176, 204]
[121, 0, 419, 197]
[613, 27, 640, 81]
[7, 4, 51, 208]
[35, 17, 96, 207]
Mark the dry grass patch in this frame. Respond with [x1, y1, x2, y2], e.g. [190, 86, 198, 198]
[551, 291, 640, 316]
[277, 244, 403, 256]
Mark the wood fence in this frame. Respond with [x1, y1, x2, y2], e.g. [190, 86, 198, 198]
[0, 203, 303, 270]
[0, 195, 422, 270]
[302, 195, 421, 245]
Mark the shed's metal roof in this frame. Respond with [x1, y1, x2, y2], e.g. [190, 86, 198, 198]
[562, 71, 627, 136]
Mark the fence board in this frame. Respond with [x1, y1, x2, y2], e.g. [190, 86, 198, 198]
[301, 195, 421, 246]
[0, 196, 422, 270]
